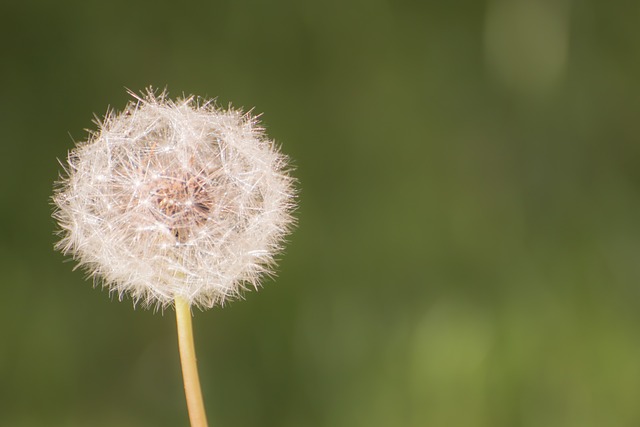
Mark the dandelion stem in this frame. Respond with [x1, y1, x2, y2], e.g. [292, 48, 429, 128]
[175, 295, 209, 427]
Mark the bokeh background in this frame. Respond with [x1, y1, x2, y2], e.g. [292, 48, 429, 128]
[2, 0, 640, 426]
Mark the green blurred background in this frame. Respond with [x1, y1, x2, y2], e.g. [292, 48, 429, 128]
[2, 0, 640, 426]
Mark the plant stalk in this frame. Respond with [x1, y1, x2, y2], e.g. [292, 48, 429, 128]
[175, 295, 209, 427]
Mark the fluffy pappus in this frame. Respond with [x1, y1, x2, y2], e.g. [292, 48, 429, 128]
[53, 89, 296, 309]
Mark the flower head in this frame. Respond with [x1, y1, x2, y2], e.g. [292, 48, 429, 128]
[53, 89, 296, 309]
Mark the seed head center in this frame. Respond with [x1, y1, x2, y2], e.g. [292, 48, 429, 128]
[150, 173, 212, 241]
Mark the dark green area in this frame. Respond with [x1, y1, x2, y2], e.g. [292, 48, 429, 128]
[2, 0, 640, 426]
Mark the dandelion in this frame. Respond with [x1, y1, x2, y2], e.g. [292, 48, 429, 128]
[52, 88, 296, 426]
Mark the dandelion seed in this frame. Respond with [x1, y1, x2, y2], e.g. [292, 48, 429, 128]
[53, 88, 296, 309]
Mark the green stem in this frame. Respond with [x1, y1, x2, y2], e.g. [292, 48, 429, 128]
[175, 295, 209, 427]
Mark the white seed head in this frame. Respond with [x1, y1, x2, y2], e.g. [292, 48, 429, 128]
[53, 89, 296, 309]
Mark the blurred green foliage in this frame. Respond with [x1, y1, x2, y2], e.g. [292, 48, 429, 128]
[2, 0, 640, 426]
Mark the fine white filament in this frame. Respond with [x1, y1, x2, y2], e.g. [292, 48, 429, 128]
[53, 89, 296, 309]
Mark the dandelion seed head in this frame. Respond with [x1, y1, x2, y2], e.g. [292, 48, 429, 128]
[53, 88, 296, 309]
